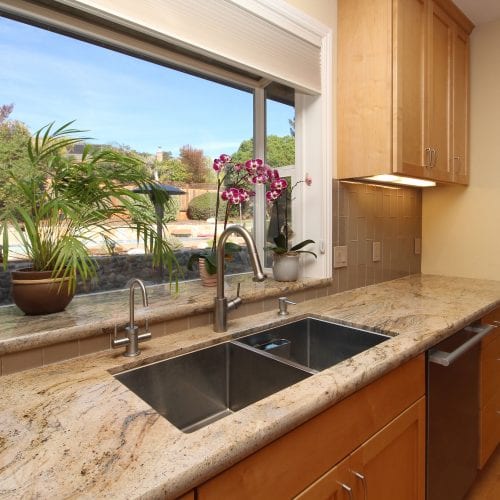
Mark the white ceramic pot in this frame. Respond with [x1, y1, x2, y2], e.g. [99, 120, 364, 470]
[272, 252, 300, 282]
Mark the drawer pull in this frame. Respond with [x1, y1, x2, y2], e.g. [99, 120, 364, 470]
[337, 482, 353, 499]
[351, 470, 367, 500]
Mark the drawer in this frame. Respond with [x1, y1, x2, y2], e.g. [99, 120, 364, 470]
[198, 355, 425, 500]
[480, 331, 500, 406]
[478, 390, 500, 469]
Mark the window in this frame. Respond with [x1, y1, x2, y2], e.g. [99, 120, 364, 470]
[0, 0, 332, 306]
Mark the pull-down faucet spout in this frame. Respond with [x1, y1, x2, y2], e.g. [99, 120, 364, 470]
[214, 225, 266, 332]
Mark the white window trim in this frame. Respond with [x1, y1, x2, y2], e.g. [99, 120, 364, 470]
[248, 1, 334, 280]
[1, 0, 334, 279]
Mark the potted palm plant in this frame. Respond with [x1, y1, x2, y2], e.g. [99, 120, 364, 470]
[0, 121, 177, 315]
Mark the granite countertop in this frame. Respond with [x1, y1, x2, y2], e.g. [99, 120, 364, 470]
[1, 274, 500, 499]
[0, 274, 329, 355]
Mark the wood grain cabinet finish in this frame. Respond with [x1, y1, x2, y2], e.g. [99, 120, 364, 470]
[337, 0, 473, 185]
[197, 355, 425, 499]
[296, 397, 426, 500]
[479, 309, 500, 468]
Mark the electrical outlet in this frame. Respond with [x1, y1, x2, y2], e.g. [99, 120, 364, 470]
[333, 245, 348, 268]
[373, 241, 381, 262]
[414, 238, 422, 255]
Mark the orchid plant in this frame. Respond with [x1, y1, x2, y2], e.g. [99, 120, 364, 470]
[188, 153, 315, 276]
[188, 154, 279, 274]
[266, 175, 317, 258]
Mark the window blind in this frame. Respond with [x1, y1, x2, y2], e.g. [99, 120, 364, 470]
[0, 0, 322, 94]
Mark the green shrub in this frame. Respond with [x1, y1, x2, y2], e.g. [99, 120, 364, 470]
[187, 191, 252, 221]
[164, 196, 180, 223]
[187, 192, 219, 220]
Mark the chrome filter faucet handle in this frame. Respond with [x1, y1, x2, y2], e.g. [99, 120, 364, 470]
[112, 278, 152, 357]
[278, 296, 296, 316]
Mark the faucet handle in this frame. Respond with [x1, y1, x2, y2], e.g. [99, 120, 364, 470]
[112, 324, 130, 348]
[278, 296, 296, 316]
[138, 317, 152, 343]
[227, 282, 243, 312]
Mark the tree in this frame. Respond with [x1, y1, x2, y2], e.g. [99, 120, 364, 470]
[230, 139, 254, 165]
[0, 106, 33, 209]
[0, 104, 14, 125]
[231, 135, 295, 168]
[179, 144, 209, 183]
[157, 157, 189, 183]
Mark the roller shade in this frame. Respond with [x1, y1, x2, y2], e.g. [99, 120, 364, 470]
[0, 0, 322, 94]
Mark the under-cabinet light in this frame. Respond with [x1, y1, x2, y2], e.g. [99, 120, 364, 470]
[360, 175, 437, 188]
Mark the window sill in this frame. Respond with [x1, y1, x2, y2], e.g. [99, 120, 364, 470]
[0, 274, 332, 357]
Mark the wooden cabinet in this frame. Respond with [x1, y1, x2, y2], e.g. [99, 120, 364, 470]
[197, 355, 425, 499]
[176, 491, 195, 500]
[451, 26, 470, 184]
[296, 397, 426, 500]
[337, 0, 473, 184]
[479, 309, 500, 468]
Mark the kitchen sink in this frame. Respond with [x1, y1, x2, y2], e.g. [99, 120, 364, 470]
[115, 317, 389, 433]
[237, 317, 390, 371]
[115, 342, 312, 433]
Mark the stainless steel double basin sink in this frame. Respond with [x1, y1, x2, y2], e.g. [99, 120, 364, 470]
[115, 317, 389, 433]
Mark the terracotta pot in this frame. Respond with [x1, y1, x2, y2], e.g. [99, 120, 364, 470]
[272, 252, 300, 282]
[198, 258, 217, 287]
[11, 268, 75, 315]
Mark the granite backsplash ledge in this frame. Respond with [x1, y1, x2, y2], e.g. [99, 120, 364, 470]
[0, 274, 331, 356]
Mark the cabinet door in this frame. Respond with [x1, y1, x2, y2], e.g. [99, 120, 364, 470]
[353, 397, 426, 500]
[394, 0, 426, 178]
[426, 1, 453, 181]
[452, 26, 470, 184]
[479, 321, 500, 468]
[295, 397, 425, 500]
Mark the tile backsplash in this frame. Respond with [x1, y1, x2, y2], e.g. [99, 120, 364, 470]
[331, 180, 422, 293]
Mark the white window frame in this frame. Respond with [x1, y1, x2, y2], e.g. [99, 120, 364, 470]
[1, 0, 334, 279]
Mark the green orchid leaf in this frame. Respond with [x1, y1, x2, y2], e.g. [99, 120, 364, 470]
[273, 233, 287, 251]
[290, 239, 315, 252]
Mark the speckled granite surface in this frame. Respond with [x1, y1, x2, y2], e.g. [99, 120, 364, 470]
[0, 274, 329, 355]
[1, 274, 499, 499]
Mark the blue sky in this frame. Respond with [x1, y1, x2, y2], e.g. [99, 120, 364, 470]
[0, 16, 293, 159]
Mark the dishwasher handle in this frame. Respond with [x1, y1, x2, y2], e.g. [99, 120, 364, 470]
[429, 323, 495, 367]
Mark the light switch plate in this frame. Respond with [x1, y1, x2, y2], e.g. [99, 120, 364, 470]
[373, 241, 381, 262]
[333, 245, 348, 268]
[414, 238, 422, 255]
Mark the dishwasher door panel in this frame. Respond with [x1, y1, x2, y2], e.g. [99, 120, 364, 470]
[427, 329, 480, 500]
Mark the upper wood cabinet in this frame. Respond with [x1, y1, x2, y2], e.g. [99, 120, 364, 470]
[337, 0, 473, 185]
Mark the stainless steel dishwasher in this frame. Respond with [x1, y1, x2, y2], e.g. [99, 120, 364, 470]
[427, 322, 494, 500]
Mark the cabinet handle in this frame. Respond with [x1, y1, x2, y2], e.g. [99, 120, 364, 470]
[337, 482, 353, 499]
[425, 148, 432, 167]
[431, 148, 437, 167]
[351, 470, 368, 500]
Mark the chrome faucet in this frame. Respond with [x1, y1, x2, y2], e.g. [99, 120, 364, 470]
[112, 278, 152, 356]
[214, 225, 266, 332]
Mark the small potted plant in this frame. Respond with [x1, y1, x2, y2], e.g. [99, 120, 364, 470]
[267, 176, 316, 281]
[0, 121, 178, 314]
[187, 154, 271, 286]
